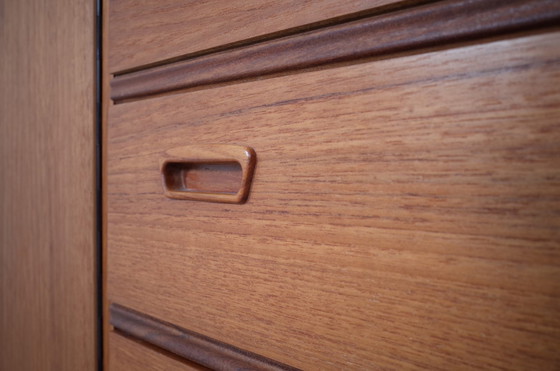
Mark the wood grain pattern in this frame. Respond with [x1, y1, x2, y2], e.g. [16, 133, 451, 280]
[110, 0, 560, 102]
[0, 0, 97, 370]
[107, 31, 560, 369]
[109, 331, 209, 371]
[110, 303, 300, 371]
[109, 0, 411, 73]
[161, 144, 257, 204]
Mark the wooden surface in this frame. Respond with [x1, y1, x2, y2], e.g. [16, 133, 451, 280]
[170, 163, 243, 195]
[110, 304, 300, 370]
[0, 0, 97, 370]
[107, 31, 560, 369]
[109, 332, 208, 371]
[161, 144, 256, 204]
[109, 0, 412, 73]
[110, 0, 560, 102]
[102, 0, 112, 368]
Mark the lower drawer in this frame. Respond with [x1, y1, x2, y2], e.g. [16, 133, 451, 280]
[107, 31, 560, 369]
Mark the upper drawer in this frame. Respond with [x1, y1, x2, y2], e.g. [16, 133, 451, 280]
[107, 31, 560, 369]
[108, 0, 405, 72]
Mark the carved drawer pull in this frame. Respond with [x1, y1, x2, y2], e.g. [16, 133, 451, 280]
[161, 144, 256, 204]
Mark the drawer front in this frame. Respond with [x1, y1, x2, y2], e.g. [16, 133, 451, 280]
[109, 0, 404, 73]
[107, 31, 560, 369]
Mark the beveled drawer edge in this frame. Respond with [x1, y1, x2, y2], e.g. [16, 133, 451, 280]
[109, 303, 301, 371]
[110, 0, 560, 103]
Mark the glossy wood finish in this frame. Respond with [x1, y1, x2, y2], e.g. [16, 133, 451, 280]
[110, 304, 300, 370]
[107, 32, 560, 369]
[110, 0, 560, 102]
[109, 0, 411, 73]
[0, 0, 97, 369]
[161, 145, 256, 204]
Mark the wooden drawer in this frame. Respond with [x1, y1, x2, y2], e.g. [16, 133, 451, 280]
[108, 0, 406, 73]
[107, 31, 560, 369]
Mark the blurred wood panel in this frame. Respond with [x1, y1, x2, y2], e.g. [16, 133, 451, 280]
[109, 332, 208, 371]
[107, 31, 560, 369]
[109, 0, 412, 73]
[110, 303, 299, 370]
[0, 0, 97, 370]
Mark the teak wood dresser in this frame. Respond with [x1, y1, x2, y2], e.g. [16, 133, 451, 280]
[104, 1, 560, 369]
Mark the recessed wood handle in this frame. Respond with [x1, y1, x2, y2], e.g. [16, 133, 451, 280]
[161, 144, 256, 204]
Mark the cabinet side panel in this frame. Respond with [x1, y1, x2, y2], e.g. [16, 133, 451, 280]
[0, 0, 97, 370]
